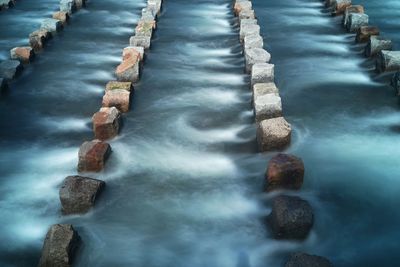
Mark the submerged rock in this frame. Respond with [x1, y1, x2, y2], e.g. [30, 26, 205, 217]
[346, 13, 368, 33]
[285, 253, 333, 267]
[251, 63, 275, 88]
[29, 29, 52, 52]
[59, 175, 105, 214]
[0, 60, 23, 80]
[257, 117, 291, 152]
[267, 195, 314, 240]
[356, 26, 379, 43]
[38, 224, 80, 267]
[41, 18, 63, 33]
[77, 140, 111, 172]
[265, 153, 304, 191]
[92, 107, 121, 140]
[365, 36, 392, 57]
[10, 47, 34, 64]
[245, 47, 270, 73]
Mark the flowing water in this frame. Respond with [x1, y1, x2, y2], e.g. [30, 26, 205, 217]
[0, 0, 399, 266]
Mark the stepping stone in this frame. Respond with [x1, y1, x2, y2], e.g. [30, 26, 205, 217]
[102, 89, 131, 113]
[0, 60, 23, 80]
[53, 11, 69, 26]
[285, 253, 333, 267]
[267, 195, 314, 240]
[376, 50, 400, 73]
[10, 47, 34, 64]
[234, 0, 252, 16]
[346, 13, 368, 33]
[29, 29, 52, 52]
[254, 93, 282, 122]
[342, 5, 364, 28]
[251, 63, 274, 87]
[244, 34, 264, 50]
[77, 140, 111, 172]
[332, 0, 351, 16]
[245, 47, 270, 73]
[41, 18, 63, 34]
[356, 26, 379, 43]
[60, 0, 76, 15]
[130, 35, 151, 50]
[257, 116, 291, 152]
[105, 81, 133, 92]
[135, 19, 156, 38]
[365, 36, 392, 57]
[59, 175, 105, 214]
[252, 82, 279, 105]
[38, 224, 80, 267]
[240, 18, 257, 27]
[240, 23, 260, 42]
[115, 47, 142, 83]
[92, 107, 121, 140]
[238, 9, 255, 21]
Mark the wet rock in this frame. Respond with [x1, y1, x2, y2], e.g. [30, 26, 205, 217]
[238, 9, 255, 21]
[267, 195, 314, 240]
[59, 175, 105, 214]
[10, 47, 34, 64]
[244, 34, 264, 50]
[254, 93, 282, 122]
[77, 140, 111, 172]
[252, 82, 279, 105]
[376, 50, 400, 73]
[92, 107, 121, 140]
[332, 0, 351, 16]
[245, 48, 270, 73]
[346, 13, 368, 33]
[285, 253, 333, 267]
[234, 0, 252, 16]
[0, 0, 14, 9]
[265, 153, 304, 191]
[102, 89, 131, 113]
[60, 0, 76, 15]
[391, 72, 400, 96]
[342, 5, 364, 28]
[135, 19, 156, 38]
[29, 29, 52, 52]
[53, 11, 69, 26]
[240, 23, 260, 42]
[115, 46, 142, 83]
[365, 36, 392, 57]
[0, 60, 23, 80]
[356, 25, 379, 43]
[106, 81, 133, 92]
[38, 224, 80, 267]
[41, 18, 63, 34]
[251, 63, 275, 88]
[257, 117, 291, 152]
[130, 35, 151, 49]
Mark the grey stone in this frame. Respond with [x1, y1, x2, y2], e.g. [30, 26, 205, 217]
[41, 18, 63, 34]
[254, 93, 282, 122]
[60, 0, 76, 15]
[346, 13, 368, 32]
[129, 35, 151, 49]
[257, 117, 291, 152]
[245, 48, 271, 73]
[342, 5, 364, 27]
[252, 82, 279, 105]
[239, 18, 257, 27]
[0, 60, 23, 80]
[285, 253, 333, 267]
[376, 50, 400, 73]
[29, 29, 52, 52]
[244, 34, 264, 50]
[238, 9, 255, 21]
[251, 63, 274, 88]
[240, 23, 260, 42]
[365, 36, 392, 57]
[234, 0, 252, 16]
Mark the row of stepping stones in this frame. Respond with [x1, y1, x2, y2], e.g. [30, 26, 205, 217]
[234, 0, 333, 266]
[37, 0, 163, 266]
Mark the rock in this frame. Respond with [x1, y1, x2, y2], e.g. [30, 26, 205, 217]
[254, 93, 282, 122]
[38, 224, 80, 267]
[60, 0, 76, 15]
[234, 1, 252, 16]
[115, 47, 142, 83]
[332, 0, 351, 16]
[53, 11, 69, 26]
[251, 63, 275, 88]
[148, 0, 162, 15]
[142, 6, 157, 20]
[0, 78, 8, 93]
[10, 47, 34, 64]
[105, 81, 133, 92]
[252, 82, 279, 104]
[92, 107, 121, 140]
[391, 72, 400, 96]
[102, 89, 131, 113]
[245, 48, 271, 73]
[41, 18, 63, 34]
[0, 60, 23, 80]
[257, 117, 291, 152]
[267, 195, 314, 240]
[0, 0, 14, 9]
[129, 35, 151, 49]
[376, 50, 400, 73]
[346, 13, 368, 33]
[135, 19, 156, 38]
[77, 140, 111, 172]
[74, 0, 85, 9]
[342, 5, 364, 28]
[365, 36, 392, 57]
[265, 153, 304, 191]
[29, 29, 52, 52]
[240, 23, 260, 42]
[285, 253, 333, 267]
[356, 26, 379, 43]
[244, 34, 264, 50]
[59, 175, 105, 214]
[238, 9, 255, 21]
[240, 18, 257, 27]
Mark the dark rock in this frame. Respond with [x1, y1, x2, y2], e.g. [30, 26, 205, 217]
[0, 60, 23, 80]
[391, 72, 400, 96]
[356, 26, 379, 43]
[285, 253, 333, 267]
[29, 29, 52, 52]
[267, 195, 314, 240]
[376, 50, 400, 73]
[266, 153, 304, 191]
[38, 224, 80, 267]
[59, 175, 105, 214]
[92, 107, 121, 140]
[77, 140, 111, 172]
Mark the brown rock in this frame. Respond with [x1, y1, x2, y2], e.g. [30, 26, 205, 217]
[77, 140, 111, 172]
[92, 107, 121, 140]
[332, 0, 351, 16]
[105, 81, 133, 92]
[342, 5, 364, 27]
[257, 117, 291, 152]
[29, 29, 52, 52]
[115, 47, 141, 82]
[356, 26, 379, 43]
[53, 11, 69, 25]
[59, 175, 105, 215]
[265, 153, 304, 191]
[38, 224, 80, 267]
[102, 89, 131, 113]
[10, 47, 35, 64]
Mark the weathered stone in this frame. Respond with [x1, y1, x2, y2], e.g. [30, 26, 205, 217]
[239, 18, 257, 27]
[0, 60, 23, 80]
[391, 72, 400, 96]
[265, 153, 304, 191]
[41, 18, 63, 34]
[102, 89, 131, 112]
[129, 35, 151, 49]
[267, 195, 314, 240]
[53, 11, 69, 26]
[254, 93, 282, 122]
[38, 224, 80, 267]
[346, 13, 368, 33]
[29, 29, 52, 52]
[257, 117, 291, 152]
[59, 175, 105, 214]
[342, 5, 364, 28]
[115, 47, 142, 83]
[365, 36, 392, 57]
[376, 50, 400, 73]
[10, 47, 34, 64]
[105, 81, 133, 92]
[240, 23, 260, 42]
[244, 34, 264, 50]
[135, 19, 156, 38]
[356, 26, 379, 43]
[285, 253, 333, 267]
[124, 46, 144, 61]
[238, 9, 255, 21]
[77, 140, 111, 172]
[148, 0, 162, 15]
[234, 1, 252, 16]
[251, 63, 275, 88]
[245, 48, 271, 73]
[252, 82, 279, 104]
[92, 107, 121, 140]
[60, 0, 76, 15]
[332, 0, 351, 16]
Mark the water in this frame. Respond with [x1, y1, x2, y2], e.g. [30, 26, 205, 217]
[0, 0, 399, 266]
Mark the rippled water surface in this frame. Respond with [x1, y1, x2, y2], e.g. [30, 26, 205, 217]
[0, 0, 400, 266]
